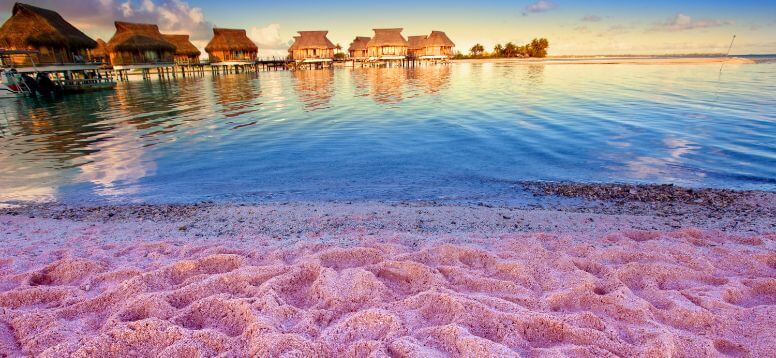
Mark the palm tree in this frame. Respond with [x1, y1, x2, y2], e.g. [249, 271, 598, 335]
[504, 42, 518, 57]
[335, 43, 342, 54]
[493, 44, 504, 57]
[469, 43, 485, 56]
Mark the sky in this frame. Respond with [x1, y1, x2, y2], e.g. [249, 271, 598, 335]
[1, 0, 775, 57]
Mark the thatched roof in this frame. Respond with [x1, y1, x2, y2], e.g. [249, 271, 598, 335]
[425, 31, 455, 47]
[162, 34, 201, 57]
[107, 21, 175, 52]
[205, 28, 257, 53]
[92, 38, 108, 57]
[290, 31, 335, 50]
[348, 36, 370, 51]
[0, 2, 97, 50]
[367, 28, 407, 47]
[407, 35, 427, 50]
[288, 36, 301, 51]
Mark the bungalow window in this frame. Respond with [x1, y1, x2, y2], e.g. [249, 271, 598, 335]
[144, 50, 159, 62]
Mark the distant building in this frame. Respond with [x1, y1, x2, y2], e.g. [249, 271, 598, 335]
[348, 36, 370, 59]
[0, 2, 98, 71]
[90, 39, 110, 65]
[288, 31, 335, 61]
[107, 22, 175, 69]
[205, 28, 257, 64]
[422, 31, 455, 58]
[162, 34, 201, 65]
[366, 28, 408, 59]
[407, 31, 455, 59]
[407, 35, 427, 57]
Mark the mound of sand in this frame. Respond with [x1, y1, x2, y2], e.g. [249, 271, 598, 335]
[0, 227, 773, 356]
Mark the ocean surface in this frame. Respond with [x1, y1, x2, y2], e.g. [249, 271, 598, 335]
[1, 62, 774, 205]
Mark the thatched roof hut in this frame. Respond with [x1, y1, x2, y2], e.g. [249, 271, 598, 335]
[366, 28, 408, 58]
[107, 22, 175, 66]
[348, 36, 370, 58]
[367, 28, 408, 48]
[89, 38, 110, 64]
[92, 39, 108, 58]
[0, 2, 97, 66]
[107, 22, 175, 53]
[205, 28, 257, 63]
[407, 31, 456, 58]
[425, 31, 455, 48]
[407, 35, 427, 54]
[420, 31, 455, 57]
[288, 31, 335, 61]
[162, 34, 201, 58]
[0, 2, 97, 50]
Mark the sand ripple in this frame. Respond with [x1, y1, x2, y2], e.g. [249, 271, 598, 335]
[0, 229, 774, 356]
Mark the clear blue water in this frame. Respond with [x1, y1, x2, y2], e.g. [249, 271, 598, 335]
[1, 62, 774, 205]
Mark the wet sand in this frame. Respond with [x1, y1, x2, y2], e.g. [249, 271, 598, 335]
[0, 183, 774, 356]
[453, 57, 756, 65]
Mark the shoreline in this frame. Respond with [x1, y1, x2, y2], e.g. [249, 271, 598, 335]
[3, 182, 773, 235]
[1, 182, 773, 355]
[450, 56, 757, 65]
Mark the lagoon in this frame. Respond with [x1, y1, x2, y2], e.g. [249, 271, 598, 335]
[1, 61, 774, 204]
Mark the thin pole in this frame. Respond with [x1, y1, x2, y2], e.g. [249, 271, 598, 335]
[719, 35, 736, 74]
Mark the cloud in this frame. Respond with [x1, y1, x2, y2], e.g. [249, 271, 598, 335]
[650, 13, 734, 32]
[248, 24, 289, 58]
[522, 0, 556, 16]
[573, 26, 590, 33]
[581, 15, 602, 22]
[595, 24, 635, 37]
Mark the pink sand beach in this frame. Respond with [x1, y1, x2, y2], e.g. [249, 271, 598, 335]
[0, 194, 774, 356]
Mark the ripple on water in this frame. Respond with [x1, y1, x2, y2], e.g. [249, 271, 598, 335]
[0, 63, 774, 204]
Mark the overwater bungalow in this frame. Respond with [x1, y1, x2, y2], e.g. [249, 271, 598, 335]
[107, 21, 175, 79]
[421, 31, 455, 59]
[205, 28, 257, 65]
[407, 31, 455, 60]
[366, 28, 408, 60]
[348, 36, 370, 59]
[0, 2, 97, 70]
[162, 34, 201, 65]
[288, 31, 335, 62]
[90, 38, 110, 65]
[0, 2, 115, 94]
[407, 36, 427, 57]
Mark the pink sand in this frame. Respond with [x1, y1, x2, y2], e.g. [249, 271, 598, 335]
[0, 210, 773, 356]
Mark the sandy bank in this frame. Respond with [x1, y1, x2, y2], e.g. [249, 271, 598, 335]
[0, 216, 773, 356]
[452, 57, 756, 65]
[0, 183, 773, 356]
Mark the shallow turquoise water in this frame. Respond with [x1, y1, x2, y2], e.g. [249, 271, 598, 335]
[1, 62, 774, 204]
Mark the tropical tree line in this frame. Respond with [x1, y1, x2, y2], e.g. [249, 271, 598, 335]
[455, 38, 549, 59]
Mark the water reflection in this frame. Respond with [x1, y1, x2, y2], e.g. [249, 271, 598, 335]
[292, 69, 334, 111]
[214, 73, 262, 117]
[407, 65, 452, 95]
[77, 124, 156, 197]
[621, 138, 704, 181]
[0, 63, 774, 204]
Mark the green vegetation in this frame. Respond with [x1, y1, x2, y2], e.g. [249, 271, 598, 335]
[455, 38, 549, 59]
